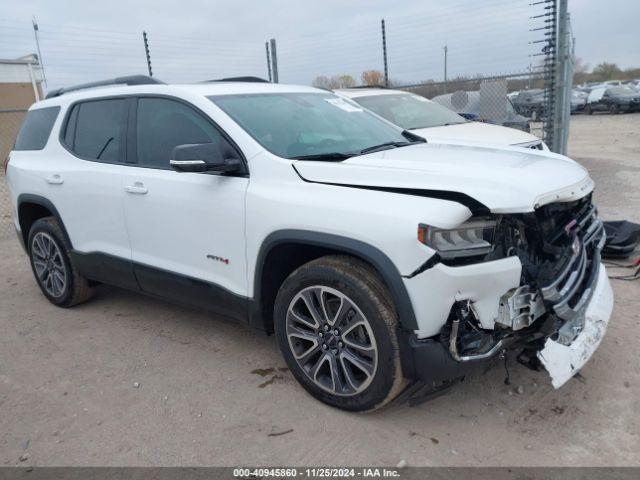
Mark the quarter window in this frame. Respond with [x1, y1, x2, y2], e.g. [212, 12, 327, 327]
[14, 106, 60, 151]
[136, 98, 232, 169]
[67, 99, 127, 162]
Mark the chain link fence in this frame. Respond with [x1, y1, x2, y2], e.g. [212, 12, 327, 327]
[0, 109, 25, 237]
[397, 70, 547, 140]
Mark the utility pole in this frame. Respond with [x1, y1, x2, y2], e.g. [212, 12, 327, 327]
[381, 19, 389, 86]
[443, 44, 448, 93]
[143, 31, 153, 77]
[31, 16, 47, 88]
[269, 38, 279, 83]
[552, 0, 571, 155]
[265, 41, 272, 82]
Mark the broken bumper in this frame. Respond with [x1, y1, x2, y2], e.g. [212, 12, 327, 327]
[537, 264, 613, 388]
[403, 256, 522, 338]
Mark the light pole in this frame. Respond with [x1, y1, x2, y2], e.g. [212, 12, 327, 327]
[443, 44, 448, 93]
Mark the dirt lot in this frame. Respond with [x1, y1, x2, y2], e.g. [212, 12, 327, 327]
[0, 113, 639, 467]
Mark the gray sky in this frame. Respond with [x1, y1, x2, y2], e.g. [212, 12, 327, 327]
[1, 0, 638, 91]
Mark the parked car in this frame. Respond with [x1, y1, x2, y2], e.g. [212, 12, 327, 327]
[571, 90, 588, 113]
[6, 76, 612, 411]
[622, 80, 640, 92]
[576, 82, 604, 94]
[431, 90, 531, 132]
[512, 89, 545, 120]
[601, 80, 625, 87]
[585, 86, 640, 114]
[335, 88, 547, 150]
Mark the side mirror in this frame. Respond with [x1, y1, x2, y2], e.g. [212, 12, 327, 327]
[169, 143, 242, 173]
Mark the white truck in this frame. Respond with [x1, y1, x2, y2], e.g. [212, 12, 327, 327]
[5, 76, 613, 411]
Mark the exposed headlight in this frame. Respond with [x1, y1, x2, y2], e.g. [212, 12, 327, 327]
[418, 219, 497, 259]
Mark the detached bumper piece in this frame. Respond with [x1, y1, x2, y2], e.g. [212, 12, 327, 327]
[538, 266, 613, 388]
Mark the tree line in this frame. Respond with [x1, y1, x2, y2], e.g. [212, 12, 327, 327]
[573, 60, 640, 85]
[312, 70, 387, 89]
[311, 61, 640, 92]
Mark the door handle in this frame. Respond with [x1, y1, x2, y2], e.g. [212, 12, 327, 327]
[45, 174, 64, 185]
[124, 182, 148, 195]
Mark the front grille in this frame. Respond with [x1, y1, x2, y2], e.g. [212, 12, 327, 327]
[491, 195, 605, 332]
[539, 205, 605, 322]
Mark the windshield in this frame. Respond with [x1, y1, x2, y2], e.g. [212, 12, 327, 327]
[209, 92, 412, 159]
[517, 90, 543, 101]
[352, 93, 467, 130]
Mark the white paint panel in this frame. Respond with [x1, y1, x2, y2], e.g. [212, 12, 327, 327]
[403, 256, 522, 337]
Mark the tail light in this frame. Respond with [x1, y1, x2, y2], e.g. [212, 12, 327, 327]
[3, 153, 9, 175]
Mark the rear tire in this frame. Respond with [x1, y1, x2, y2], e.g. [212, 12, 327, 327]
[273, 255, 407, 411]
[28, 217, 94, 307]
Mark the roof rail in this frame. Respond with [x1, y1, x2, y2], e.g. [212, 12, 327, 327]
[341, 85, 388, 89]
[204, 76, 269, 83]
[45, 75, 165, 99]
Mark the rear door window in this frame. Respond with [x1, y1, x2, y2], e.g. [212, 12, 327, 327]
[14, 106, 60, 150]
[67, 99, 127, 162]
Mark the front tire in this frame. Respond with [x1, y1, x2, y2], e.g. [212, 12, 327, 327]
[274, 255, 407, 411]
[28, 217, 94, 307]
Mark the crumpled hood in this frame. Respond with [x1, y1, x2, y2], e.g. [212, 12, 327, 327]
[294, 143, 594, 214]
[412, 121, 539, 147]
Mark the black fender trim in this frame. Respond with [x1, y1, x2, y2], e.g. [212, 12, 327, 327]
[16, 194, 73, 249]
[250, 229, 419, 331]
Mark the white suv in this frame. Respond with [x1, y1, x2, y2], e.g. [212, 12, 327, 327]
[6, 76, 613, 411]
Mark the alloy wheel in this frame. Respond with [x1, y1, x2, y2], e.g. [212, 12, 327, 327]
[31, 232, 67, 298]
[286, 285, 378, 396]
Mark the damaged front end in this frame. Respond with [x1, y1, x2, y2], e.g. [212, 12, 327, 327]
[440, 194, 612, 386]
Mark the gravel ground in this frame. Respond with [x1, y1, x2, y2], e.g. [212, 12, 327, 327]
[0, 113, 638, 467]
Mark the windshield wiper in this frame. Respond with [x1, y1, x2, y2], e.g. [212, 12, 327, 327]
[96, 137, 114, 159]
[358, 141, 410, 155]
[291, 152, 354, 161]
[359, 132, 425, 155]
[292, 131, 426, 160]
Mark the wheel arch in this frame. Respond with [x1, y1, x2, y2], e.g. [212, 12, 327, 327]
[249, 230, 418, 334]
[17, 194, 72, 251]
